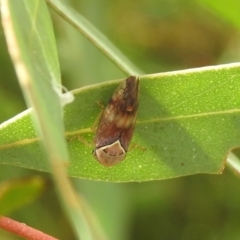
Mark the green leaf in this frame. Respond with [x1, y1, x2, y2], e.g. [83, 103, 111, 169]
[1, 0, 69, 161]
[1, 63, 240, 182]
[46, 0, 143, 76]
[1, 2, 93, 239]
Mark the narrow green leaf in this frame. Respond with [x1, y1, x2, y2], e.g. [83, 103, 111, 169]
[46, 0, 143, 76]
[1, 1, 95, 239]
[1, 64, 240, 182]
[1, 0, 68, 160]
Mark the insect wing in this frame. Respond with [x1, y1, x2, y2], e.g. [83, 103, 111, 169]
[93, 76, 139, 166]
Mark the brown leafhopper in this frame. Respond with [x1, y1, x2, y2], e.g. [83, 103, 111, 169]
[93, 76, 139, 166]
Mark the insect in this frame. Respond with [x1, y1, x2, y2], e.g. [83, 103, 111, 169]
[93, 76, 139, 166]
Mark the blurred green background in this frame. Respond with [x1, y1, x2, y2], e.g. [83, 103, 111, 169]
[1, 0, 240, 239]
